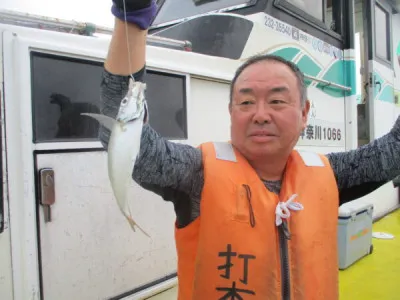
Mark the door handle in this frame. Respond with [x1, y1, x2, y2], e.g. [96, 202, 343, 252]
[38, 168, 55, 223]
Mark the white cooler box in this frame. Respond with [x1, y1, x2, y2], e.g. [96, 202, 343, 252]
[337, 200, 374, 270]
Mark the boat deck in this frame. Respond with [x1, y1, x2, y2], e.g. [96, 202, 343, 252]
[339, 209, 400, 300]
[147, 209, 400, 300]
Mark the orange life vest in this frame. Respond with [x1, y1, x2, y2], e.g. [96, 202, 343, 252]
[175, 142, 339, 300]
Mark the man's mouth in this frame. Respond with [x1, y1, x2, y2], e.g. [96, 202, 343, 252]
[249, 131, 276, 137]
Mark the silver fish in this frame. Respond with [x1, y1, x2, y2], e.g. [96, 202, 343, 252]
[82, 77, 150, 237]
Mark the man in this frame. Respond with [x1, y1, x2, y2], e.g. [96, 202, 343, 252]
[100, 1, 400, 299]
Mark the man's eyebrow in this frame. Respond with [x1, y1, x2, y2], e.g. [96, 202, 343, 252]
[238, 86, 290, 94]
[270, 86, 289, 93]
[238, 87, 254, 94]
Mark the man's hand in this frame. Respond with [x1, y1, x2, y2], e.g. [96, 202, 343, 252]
[105, 0, 155, 75]
[113, 0, 154, 11]
[111, 0, 157, 30]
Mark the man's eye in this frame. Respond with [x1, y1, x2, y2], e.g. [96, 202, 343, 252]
[270, 99, 285, 104]
[240, 101, 254, 105]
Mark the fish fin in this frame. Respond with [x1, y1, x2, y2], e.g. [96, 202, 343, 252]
[81, 113, 116, 131]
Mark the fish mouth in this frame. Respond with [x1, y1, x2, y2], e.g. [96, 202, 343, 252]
[117, 110, 143, 123]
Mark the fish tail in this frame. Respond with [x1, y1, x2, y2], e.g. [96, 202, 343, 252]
[126, 216, 151, 238]
[125, 205, 151, 238]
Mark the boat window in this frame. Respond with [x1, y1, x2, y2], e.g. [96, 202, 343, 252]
[374, 3, 391, 62]
[30, 52, 187, 143]
[144, 71, 187, 139]
[274, 0, 343, 35]
[152, 0, 255, 27]
[285, 0, 323, 20]
[152, 14, 254, 59]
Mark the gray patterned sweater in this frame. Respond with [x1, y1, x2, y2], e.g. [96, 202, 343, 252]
[99, 68, 400, 228]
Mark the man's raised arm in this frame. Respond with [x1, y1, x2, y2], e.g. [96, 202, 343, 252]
[98, 1, 205, 227]
[328, 116, 400, 204]
[99, 0, 153, 141]
[104, 0, 150, 76]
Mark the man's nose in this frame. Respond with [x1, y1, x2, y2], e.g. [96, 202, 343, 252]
[252, 102, 272, 124]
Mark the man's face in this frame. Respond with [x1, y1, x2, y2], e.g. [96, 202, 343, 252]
[229, 60, 310, 161]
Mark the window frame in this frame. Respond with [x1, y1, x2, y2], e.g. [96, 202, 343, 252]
[0, 90, 3, 234]
[273, 0, 344, 42]
[151, 0, 259, 29]
[29, 51, 189, 148]
[30, 51, 104, 144]
[373, 1, 392, 67]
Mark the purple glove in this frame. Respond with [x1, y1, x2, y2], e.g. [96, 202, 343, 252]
[111, 0, 157, 30]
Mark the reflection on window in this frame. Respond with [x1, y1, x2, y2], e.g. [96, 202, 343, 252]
[325, 0, 334, 31]
[374, 4, 390, 61]
[153, 14, 253, 59]
[153, 0, 252, 26]
[276, 0, 342, 35]
[286, 0, 323, 20]
[31, 52, 187, 143]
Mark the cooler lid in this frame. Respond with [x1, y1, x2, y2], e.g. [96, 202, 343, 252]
[338, 200, 374, 218]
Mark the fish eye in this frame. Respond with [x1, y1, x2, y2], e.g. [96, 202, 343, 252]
[121, 99, 128, 105]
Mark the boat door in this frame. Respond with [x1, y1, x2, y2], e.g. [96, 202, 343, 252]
[364, 0, 396, 139]
[3, 28, 182, 300]
[353, 0, 399, 218]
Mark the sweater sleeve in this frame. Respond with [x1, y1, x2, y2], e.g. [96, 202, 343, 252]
[98, 67, 204, 227]
[327, 116, 400, 204]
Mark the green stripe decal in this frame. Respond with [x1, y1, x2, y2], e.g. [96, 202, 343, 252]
[271, 47, 301, 61]
[316, 60, 356, 97]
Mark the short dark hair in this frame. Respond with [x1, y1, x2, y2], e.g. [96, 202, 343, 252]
[229, 54, 307, 107]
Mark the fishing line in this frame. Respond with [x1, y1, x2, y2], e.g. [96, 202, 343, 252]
[122, 0, 135, 81]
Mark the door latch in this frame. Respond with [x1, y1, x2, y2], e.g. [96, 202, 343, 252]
[38, 168, 55, 223]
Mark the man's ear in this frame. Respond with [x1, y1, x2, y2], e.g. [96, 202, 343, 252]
[302, 100, 311, 129]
